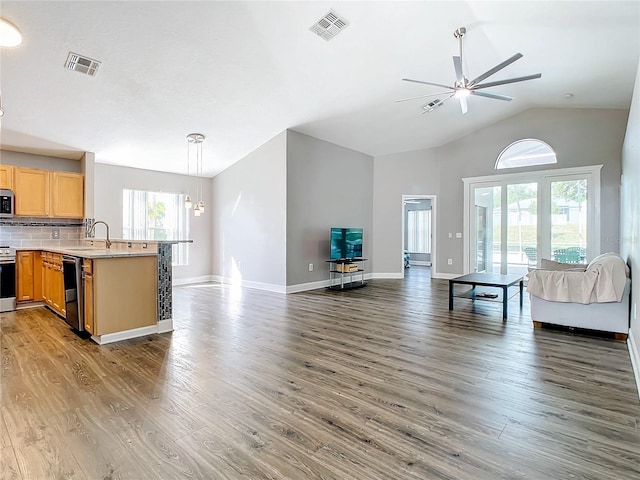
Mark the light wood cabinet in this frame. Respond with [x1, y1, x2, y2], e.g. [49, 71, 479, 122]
[42, 252, 65, 316]
[16, 251, 43, 303]
[0, 165, 13, 189]
[51, 172, 84, 218]
[83, 260, 94, 335]
[12, 166, 84, 218]
[16, 251, 34, 302]
[90, 256, 156, 336]
[14, 167, 50, 216]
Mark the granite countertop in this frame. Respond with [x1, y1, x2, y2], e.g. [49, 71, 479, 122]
[15, 246, 158, 259]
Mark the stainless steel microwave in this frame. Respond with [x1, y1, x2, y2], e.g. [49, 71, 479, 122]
[0, 190, 14, 217]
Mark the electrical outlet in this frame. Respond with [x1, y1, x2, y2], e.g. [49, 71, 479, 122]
[448, 233, 452, 238]
[52, 228, 60, 239]
[448, 259, 453, 265]
[308, 263, 314, 272]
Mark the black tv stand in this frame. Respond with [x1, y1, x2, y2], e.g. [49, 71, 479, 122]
[326, 258, 368, 291]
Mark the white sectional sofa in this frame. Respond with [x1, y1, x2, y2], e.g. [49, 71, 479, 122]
[527, 253, 631, 339]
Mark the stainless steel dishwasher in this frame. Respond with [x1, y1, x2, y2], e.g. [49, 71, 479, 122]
[62, 255, 84, 331]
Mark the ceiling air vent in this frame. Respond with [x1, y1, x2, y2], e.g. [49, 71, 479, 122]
[310, 10, 349, 41]
[64, 52, 101, 77]
[422, 98, 445, 113]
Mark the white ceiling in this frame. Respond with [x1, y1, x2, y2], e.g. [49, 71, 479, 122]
[1, 1, 638, 177]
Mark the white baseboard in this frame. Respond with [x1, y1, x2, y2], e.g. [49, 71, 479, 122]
[91, 319, 173, 345]
[373, 272, 404, 279]
[286, 279, 330, 293]
[92, 325, 159, 345]
[157, 318, 173, 334]
[173, 275, 214, 286]
[432, 272, 460, 280]
[410, 261, 432, 267]
[628, 328, 640, 400]
[209, 275, 286, 293]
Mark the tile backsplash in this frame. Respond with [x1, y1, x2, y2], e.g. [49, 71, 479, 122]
[0, 217, 85, 248]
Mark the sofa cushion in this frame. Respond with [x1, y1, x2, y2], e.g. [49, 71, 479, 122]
[539, 258, 587, 271]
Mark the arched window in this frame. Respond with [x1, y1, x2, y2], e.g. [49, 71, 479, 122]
[495, 139, 557, 170]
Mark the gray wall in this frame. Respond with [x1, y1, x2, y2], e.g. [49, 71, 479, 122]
[286, 130, 374, 287]
[0, 150, 82, 172]
[620, 58, 640, 386]
[211, 131, 287, 289]
[373, 108, 628, 277]
[94, 163, 212, 281]
[373, 149, 441, 275]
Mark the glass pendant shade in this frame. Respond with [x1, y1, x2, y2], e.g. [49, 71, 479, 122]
[184, 195, 192, 209]
[198, 201, 205, 213]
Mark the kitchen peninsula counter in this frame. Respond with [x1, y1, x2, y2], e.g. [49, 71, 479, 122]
[15, 240, 189, 344]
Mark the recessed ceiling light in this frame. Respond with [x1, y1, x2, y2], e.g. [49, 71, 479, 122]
[0, 18, 22, 47]
[564, 93, 574, 99]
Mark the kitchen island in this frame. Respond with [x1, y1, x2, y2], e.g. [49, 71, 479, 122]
[15, 240, 185, 344]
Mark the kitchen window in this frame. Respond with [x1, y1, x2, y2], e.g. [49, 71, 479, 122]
[122, 189, 189, 266]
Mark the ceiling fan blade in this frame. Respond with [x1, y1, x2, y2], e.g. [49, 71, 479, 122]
[468, 53, 523, 87]
[471, 90, 513, 102]
[395, 91, 454, 103]
[402, 78, 454, 90]
[459, 96, 468, 114]
[453, 56, 464, 84]
[473, 73, 542, 90]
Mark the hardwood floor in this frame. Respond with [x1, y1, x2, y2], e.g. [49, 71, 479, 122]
[1, 266, 639, 479]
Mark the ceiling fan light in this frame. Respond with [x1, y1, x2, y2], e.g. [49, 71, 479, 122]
[0, 18, 22, 47]
[454, 88, 471, 98]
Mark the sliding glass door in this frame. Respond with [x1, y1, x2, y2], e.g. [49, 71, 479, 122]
[465, 166, 600, 275]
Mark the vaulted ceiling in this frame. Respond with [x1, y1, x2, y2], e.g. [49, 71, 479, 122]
[1, 1, 638, 177]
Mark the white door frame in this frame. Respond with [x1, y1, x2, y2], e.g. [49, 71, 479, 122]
[462, 165, 601, 274]
[401, 194, 437, 277]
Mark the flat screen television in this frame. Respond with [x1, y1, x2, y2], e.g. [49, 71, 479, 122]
[330, 227, 363, 260]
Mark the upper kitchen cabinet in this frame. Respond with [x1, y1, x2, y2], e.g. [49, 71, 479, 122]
[51, 171, 84, 218]
[13, 167, 84, 218]
[0, 165, 13, 189]
[14, 167, 50, 216]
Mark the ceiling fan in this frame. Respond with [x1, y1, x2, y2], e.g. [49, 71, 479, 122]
[397, 27, 542, 114]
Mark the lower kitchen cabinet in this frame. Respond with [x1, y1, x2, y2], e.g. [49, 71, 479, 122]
[83, 259, 94, 334]
[41, 252, 65, 317]
[16, 251, 43, 303]
[83, 256, 157, 337]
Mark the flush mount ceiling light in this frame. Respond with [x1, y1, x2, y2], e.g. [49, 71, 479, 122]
[0, 18, 22, 47]
[185, 133, 206, 217]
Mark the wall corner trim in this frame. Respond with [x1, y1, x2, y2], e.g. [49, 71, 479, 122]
[627, 329, 640, 400]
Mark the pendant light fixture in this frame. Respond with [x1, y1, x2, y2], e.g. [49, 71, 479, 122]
[186, 133, 205, 217]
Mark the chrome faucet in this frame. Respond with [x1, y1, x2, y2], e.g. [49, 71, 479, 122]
[89, 220, 112, 249]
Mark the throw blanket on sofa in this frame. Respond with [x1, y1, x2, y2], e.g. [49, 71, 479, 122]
[527, 253, 629, 304]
